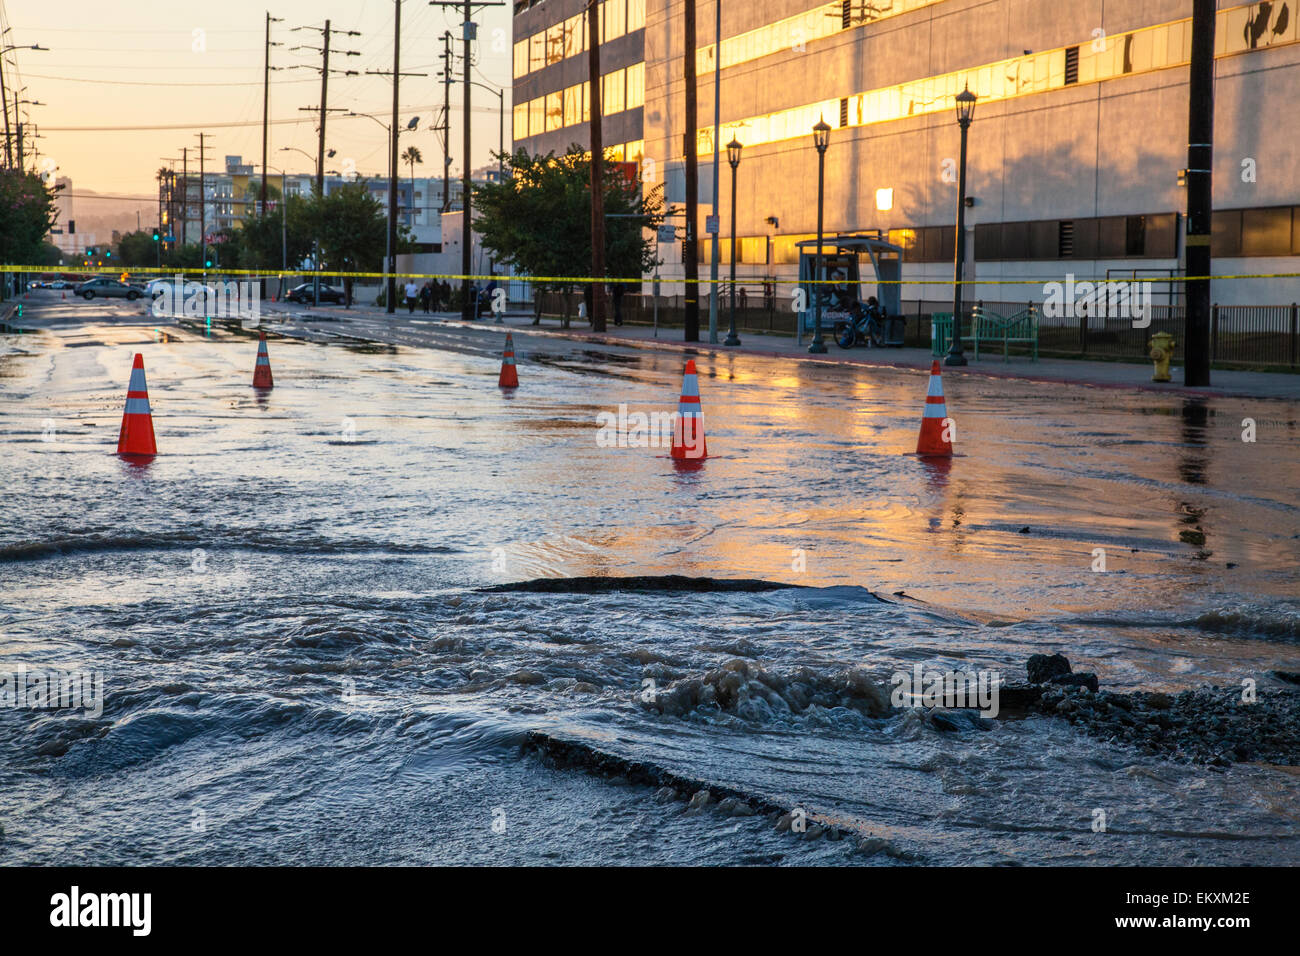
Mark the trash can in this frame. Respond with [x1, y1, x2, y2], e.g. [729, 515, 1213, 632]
[884, 315, 906, 347]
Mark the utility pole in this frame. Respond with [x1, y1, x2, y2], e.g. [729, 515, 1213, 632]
[706, 0, 721, 344]
[388, 1, 403, 313]
[683, 0, 700, 341]
[388, 2, 401, 313]
[293, 21, 361, 306]
[432, 1, 504, 322]
[1183, 0, 1215, 387]
[365, 7, 426, 315]
[260, 12, 283, 216]
[439, 31, 453, 213]
[180, 147, 189, 248]
[0, 57, 10, 168]
[195, 132, 209, 270]
[317, 22, 330, 197]
[588, 0, 606, 331]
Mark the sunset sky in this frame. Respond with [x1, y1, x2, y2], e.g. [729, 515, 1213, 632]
[4, 0, 514, 197]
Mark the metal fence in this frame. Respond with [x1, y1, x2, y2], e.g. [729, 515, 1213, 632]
[535, 290, 1299, 370]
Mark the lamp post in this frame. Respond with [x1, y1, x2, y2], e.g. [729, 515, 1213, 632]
[946, 84, 977, 367]
[466, 81, 505, 177]
[1, 42, 47, 170]
[809, 118, 831, 354]
[725, 137, 742, 347]
[264, 164, 289, 295]
[347, 112, 419, 310]
[281, 146, 323, 307]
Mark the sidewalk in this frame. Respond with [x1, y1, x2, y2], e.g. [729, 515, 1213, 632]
[267, 302, 1300, 401]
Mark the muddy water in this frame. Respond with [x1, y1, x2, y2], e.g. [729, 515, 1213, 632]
[1, 317, 1297, 864]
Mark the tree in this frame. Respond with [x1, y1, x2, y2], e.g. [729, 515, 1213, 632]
[0, 169, 59, 274]
[401, 145, 422, 192]
[232, 191, 313, 274]
[473, 147, 663, 327]
[117, 229, 158, 268]
[308, 180, 392, 306]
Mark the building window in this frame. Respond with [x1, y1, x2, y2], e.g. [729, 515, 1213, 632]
[603, 0, 626, 42]
[625, 62, 644, 110]
[529, 32, 546, 72]
[513, 38, 529, 78]
[546, 91, 563, 131]
[564, 13, 585, 57]
[513, 102, 529, 140]
[528, 97, 544, 137]
[602, 67, 625, 115]
[627, 0, 645, 32]
[546, 23, 565, 65]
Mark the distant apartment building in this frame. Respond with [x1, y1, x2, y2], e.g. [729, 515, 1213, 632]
[156, 155, 486, 255]
[512, 0, 1300, 306]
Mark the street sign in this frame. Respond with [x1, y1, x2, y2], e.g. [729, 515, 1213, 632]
[657, 224, 676, 243]
[705, 215, 719, 235]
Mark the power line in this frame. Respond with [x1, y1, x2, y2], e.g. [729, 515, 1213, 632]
[24, 72, 317, 88]
[42, 103, 502, 132]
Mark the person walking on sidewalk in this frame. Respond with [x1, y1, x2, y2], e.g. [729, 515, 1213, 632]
[419, 281, 432, 314]
[404, 280, 419, 315]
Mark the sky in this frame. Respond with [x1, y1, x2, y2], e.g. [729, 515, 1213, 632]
[3, 0, 514, 197]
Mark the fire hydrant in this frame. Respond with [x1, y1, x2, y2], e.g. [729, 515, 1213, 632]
[1149, 332, 1175, 382]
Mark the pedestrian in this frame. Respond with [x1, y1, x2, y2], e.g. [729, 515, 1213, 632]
[440, 279, 451, 312]
[610, 282, 624, 326]
[404, 279, 419, 314]
[468, 282, 480, 318]
[420, 281, 432, 314]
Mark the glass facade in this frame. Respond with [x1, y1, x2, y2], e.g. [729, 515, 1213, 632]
[694, 2, 1300, 155]
[514, 0, 646, 79]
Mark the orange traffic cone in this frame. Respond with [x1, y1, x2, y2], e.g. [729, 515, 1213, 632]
[916, 360, 953, 457]
[117, 353, 157, 458]
[498, 332, 518, 388]
[670, 359, 707, 460]
[252, 330, 274, 388]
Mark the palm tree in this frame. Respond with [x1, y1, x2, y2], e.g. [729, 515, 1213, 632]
[400, 145, 422, 225]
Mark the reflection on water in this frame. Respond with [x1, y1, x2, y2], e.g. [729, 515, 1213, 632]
[1, 328, 1298, 865]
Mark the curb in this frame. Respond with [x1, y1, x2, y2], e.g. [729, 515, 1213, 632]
[432, 318, 1296, 401]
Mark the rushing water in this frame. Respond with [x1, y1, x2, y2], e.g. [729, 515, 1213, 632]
[1, 309, 1298, 865]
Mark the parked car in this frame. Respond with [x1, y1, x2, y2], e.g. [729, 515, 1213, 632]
[48, 279, 76, 290]
[285, 282, 345, 305]
[75, 277, 142, 300]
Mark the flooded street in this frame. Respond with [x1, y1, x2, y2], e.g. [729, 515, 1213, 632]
[2, 298, 1298, 865]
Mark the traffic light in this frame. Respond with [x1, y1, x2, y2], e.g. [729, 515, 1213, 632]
[87, 246, 96, 256]
[205, 259, 213, 268]
[106, 250, 112, 259]
[152, 230, 160, 242]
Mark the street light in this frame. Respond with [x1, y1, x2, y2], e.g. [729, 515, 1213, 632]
[281, 146, 325, 306]
[946, 84, 977, 367]
[264, 164, 290, 291]
[809, 118, 831, 354]
[1, 42, 47, 171]
[725, 137, 743, 347]
[466, 81, 506, 178]
[348, 111, 421, 309]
